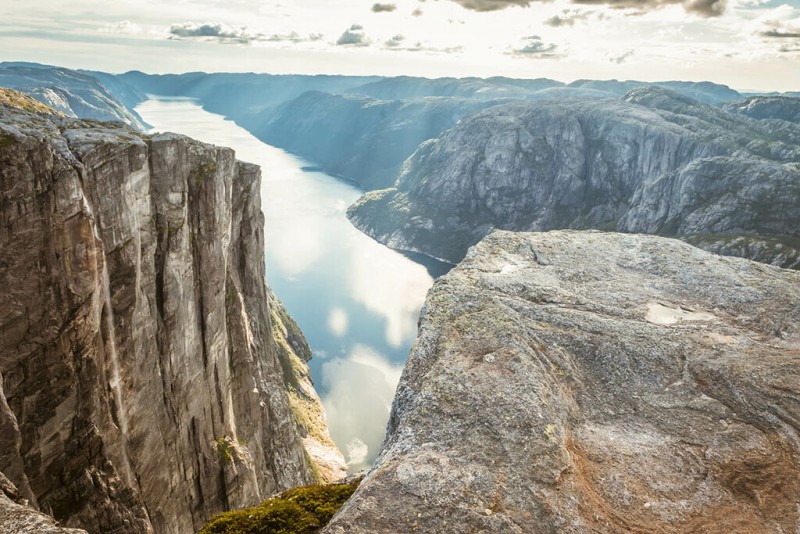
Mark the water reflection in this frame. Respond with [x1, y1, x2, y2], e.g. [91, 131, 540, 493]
[135, 97, 451, 471]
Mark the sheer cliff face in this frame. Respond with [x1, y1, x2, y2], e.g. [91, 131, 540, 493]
[347, 88, 800, 267]
[0, 104, 340, 533]
[326, 230, 800, 533]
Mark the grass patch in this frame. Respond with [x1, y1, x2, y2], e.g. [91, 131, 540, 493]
[198, 478, 362, 534]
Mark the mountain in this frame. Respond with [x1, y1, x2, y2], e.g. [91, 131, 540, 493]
[346, 75, 564, 100]
[723, 96, 800, 124]
[0, 96, 343, 533]
[326, 230, 800, 533]
[251, 91, 514, 189]
[347, 87, 800, 267]
[0, 63, 148, 129]
[115, 71, 381, 122]
[568, 79, 742, 104]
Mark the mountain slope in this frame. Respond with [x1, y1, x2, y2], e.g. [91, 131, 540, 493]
[0, 100, 343, 533]
[0, 63, 147, 129]
[347, 87, 800, 267]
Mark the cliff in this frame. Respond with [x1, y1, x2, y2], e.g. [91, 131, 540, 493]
[253, 91, 509, 189]
[0, 100, 343, 533]
[723, 96, 800, 124]
[0, 63, 148, 131]
[348, 87, 800, 267]
[326, 230, 800, 533]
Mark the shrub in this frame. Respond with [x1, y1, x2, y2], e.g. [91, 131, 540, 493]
[198, 477, 361, 534]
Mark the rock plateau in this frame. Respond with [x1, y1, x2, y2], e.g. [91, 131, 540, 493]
[327, 230, 800, 533]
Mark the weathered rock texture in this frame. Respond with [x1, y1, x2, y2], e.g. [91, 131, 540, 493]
[0, 63, 147, 130]
[724, 96, 800, 124]
[326, 230, 800, 533]
[348, 87, 800, 268]
[0, 102, 343, 533]
[0, 472, 88, 534]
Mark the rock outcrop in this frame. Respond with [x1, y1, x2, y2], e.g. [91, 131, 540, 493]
[254, 91, 509, 189]
[0, 472, 87, 534]
[326, 230, 800, 533]
[0, 63, 147, 130]
[348, 87, 800, 267]
[0, 100, 342, 533]
[723, 96, 800, 124]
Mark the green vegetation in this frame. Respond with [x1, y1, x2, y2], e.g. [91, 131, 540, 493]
[0, 88, 63, 115]
[192, 162, 218, 188]
[216, 437, 234, 464]
[0, 131, 15, 150]
[198, 478, 361, 534]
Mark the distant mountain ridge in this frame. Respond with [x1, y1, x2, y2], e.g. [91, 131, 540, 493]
[0, 62, 148, 129]
[347, 87, 800, 268]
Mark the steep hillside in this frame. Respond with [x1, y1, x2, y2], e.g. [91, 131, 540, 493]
[252, 91, 511, 189]
[348, 87, 800, 267]
[723, 96, 800, 124]
[0, 63, 147, 129]
[0, 101, 343, 533]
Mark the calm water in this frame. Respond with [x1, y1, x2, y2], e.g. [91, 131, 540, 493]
[135, 97, 450, 472]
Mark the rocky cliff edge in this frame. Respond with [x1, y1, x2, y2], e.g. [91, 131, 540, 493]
[326, 230, 800, 533]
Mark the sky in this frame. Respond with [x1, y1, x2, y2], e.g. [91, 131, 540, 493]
[1, 0, 798, 91]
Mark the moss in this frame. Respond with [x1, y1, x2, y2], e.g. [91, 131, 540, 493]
[0, 132, 15, 150]
[192, 162, 218, 188]
[0, 88, 64, 115]
[198, 478, 362, 534]
[216, 437, 234, 465]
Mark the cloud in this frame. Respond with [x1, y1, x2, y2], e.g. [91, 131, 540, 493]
[544, 10, 592, 27]
[572, 0, 725, 17]
[321, 345, 404, 471]
[412, 8, 424, 15]
[608, 48, 635, 63]
[372, 2, 398, 12]
[753, 7, 800, 42]
[168, 22, 321, 45]
[169, 22, 250, 42]
[449, 0, 531, 11]
[762, 30, 800, 38]
[384, 34, 406, 47]
[327, 308, 349, 337]
[100, 20, 145, 35]
[337, 24, 370, 46]
[511, 35, 562, 58]
[448, 0, 726, 16]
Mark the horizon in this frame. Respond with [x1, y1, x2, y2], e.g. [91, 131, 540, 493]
[1, 0, 798, 92]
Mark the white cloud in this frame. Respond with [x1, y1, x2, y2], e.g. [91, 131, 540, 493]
[321, 345, 403, 471]
[337, 24, 370, 46]
[327, 307, 349, 337]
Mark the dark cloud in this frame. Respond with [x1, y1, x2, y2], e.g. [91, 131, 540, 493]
[384, 34, 405, 47]
[511, 35, 561, 58]
[448, 0, 725, 16]
[168, 22, 321, 45]
[761, 30, 800, 38]
[544, 9, 591, 27]
[337, 24, 369, 46]
[450, 0, 531, 11]
[372, 3, 398, 12]
[412, 8, 424, 16]
[169, 22, 248, 41]
[572, 0, 724, 17]
[609, 48, 634, 63]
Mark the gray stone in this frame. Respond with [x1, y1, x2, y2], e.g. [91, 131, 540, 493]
[0, 102, 343, 533]
[347, 87, 800, 268]
[326, 230, 800, 533]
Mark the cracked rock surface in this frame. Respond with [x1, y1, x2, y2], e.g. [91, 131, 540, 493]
[327, 230, 800, 534]
[0, 102, 342, 533]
